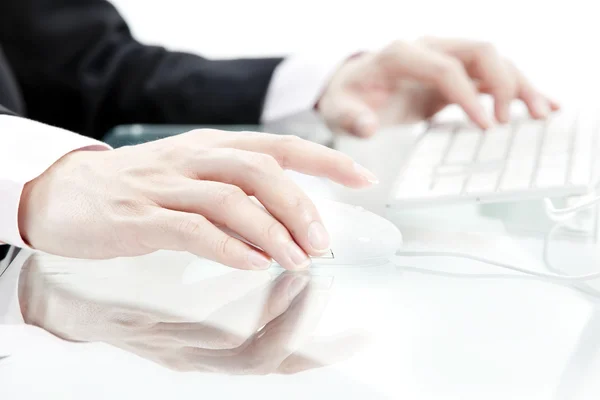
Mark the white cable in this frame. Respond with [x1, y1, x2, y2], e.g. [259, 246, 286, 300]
[394, 250, 600, 281]
[392, 188, 600, 281]
[544, 194, 600, 220]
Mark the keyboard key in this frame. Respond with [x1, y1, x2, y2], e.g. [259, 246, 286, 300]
[500, 159, 535, 191]
[508, 122, 542, 159]
[466, 172, 500, 194]
[476, 126, 512, 162]
[436, 164, 472, 176]
[409, 130, 452, 166]
[432, 175, 466, 195]
[537, 153, 568, 175]
[535, 165, 567, 188]
[542, 114, 574, 156]
[445, 129, 481, 164]
[392, 110, 599, 206]
[569, 112, 597, 186]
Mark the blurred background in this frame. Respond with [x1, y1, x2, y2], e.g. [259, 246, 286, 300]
[111, 0, 596, 104]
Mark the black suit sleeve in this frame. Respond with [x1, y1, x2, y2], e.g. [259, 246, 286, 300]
[0, 0, 284, 138]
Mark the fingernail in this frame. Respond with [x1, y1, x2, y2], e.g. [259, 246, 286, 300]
[497, 105, 510, 125]
[286, 242, 311, 270]
[354, 162, 379, 184]
[247, 251, 272, 270]
[308, 221, 330, 252]
[356, 113, 378, 136]
[288, 275, 310, 302]
[534, 97, 550, 117]
[477, 105, 494, 129]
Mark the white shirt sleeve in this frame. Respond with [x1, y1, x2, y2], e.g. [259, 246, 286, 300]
[260, 53, 352, 144]
[0, 115, 111, 325]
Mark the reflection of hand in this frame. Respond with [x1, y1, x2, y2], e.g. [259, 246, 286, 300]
[319, 37, 559, 137]
[19, 255, 365, 374]
[19, 129, 377, 270]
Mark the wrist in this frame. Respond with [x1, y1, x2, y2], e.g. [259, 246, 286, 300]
[17, 149, 104, 248]
[314, 52, 365, 112]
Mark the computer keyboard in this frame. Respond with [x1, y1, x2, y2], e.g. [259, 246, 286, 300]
[389, 110, 600, 207]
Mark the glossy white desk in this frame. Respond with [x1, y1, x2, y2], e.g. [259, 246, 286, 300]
[3, 125, 600, 400]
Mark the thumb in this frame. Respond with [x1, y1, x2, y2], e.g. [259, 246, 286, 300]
[324, 96, 379, 138]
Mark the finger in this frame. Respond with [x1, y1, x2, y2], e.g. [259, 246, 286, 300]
[143, 208, 273, 271]
[183, 279, 323, 375]
[425, 39, 517, 123]
[277, 331, 369, 374]
[420, 38, 555, 121]
[152, 273, 310, 350]
[198, 273, 310, 351]
[321, 94, 380, 138]
[376, 41, 492, 129]
[549, 99, 561, 111]
[468, 51, 518, 124]
[220, 133, 379, 188]
[512, 66, 556, 119]
[188, 150, 335, 258]
[158, 179, 314, 270]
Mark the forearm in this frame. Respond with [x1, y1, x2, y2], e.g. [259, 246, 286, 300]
[0, 0, 283, 139]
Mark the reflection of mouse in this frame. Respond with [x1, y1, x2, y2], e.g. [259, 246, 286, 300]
[313, 199, 403, 266]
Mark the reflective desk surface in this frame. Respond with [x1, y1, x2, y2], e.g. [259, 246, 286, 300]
[4, 123, 600, 400]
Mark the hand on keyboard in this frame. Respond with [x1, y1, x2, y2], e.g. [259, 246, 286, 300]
[317, 36, 559, 137]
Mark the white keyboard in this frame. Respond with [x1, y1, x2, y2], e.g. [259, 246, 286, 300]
[389, 110, 600, 207]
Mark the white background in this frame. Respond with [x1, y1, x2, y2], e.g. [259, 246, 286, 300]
[110, 0, 599, 103]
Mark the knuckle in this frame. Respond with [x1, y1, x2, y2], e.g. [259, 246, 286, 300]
[238, 130, 266, 138]
[378, 40, 408, 62]
[272, 135, 302, 168]
[177, 216, 207, 242]
[474, 41, 497, 58]
[246, 152, 280, 172]
[278, 134, 303, 145]
[186, 128, 213, 139]
[213, 235, 235, 260]
[264, 220, 289, 242]
[161, 141, 190, 161]
[494, 85, 516, 99]
[215, 184, 246, 209]
[434, 59, 464, 82]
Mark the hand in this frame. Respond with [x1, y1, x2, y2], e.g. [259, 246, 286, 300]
[318, 37, 560, 137]
[19, 254, 366, 374]
[18, 129, 378, 270]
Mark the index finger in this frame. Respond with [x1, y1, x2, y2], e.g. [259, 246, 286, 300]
[225, 134, 379, 188]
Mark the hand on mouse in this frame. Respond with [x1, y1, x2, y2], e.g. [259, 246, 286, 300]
[18, 129, 378, 270]
[317, 36, 560, 137]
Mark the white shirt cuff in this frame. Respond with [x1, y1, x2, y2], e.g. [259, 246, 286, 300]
[0, 115, 110, 248]
[260, 53, 352, 143]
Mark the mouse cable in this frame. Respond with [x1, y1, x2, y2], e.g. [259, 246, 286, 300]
[394, 193, 600, 282]
[394, 250, 600, 282]
[544, 194, 600, 221]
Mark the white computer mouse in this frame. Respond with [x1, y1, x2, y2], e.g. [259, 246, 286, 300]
[312, 199, 403, 266]
[219, 199, 402, 267]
